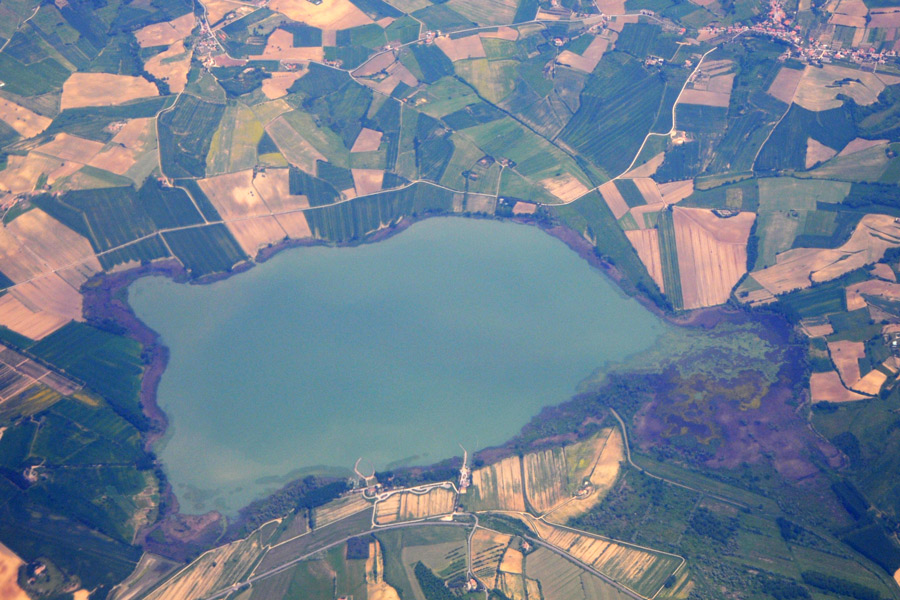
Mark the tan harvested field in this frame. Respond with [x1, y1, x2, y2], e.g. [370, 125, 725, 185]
[8, 273, 83, 330]
[598, 180, 629, 219]
[387, 61, 418, 86]
[853, 368, 888, 395]
[608, 14, 639, 32]
[623, 152, 664, 178]
[679, 88, 731, 106]
[253, 169, 309, 212]
[806, 138, 838, 168]
[262, 71, 304, 99]
[846, 279, 900, 310]
[367, 541, 402, 600]
[630, 178, 662, 204]
[767, 66, 804, 104]
[794, 65, 887, 111]
[200, 0, 246, 25]
[134, 13, 195, 47]
[226, 216, 286, 255]
[61, 73, 158, 110]
[198, 170, 268, 219]
[144, 41, 192, 93]
[472, 528, 511, 583]
[0, 543, 28, 600]
[353, 169, 384, 196]
[872, 262, 896, 281]
[354, 52, 396, 77]
[313, 494, 370, 528]
[498, 572, 526, 600]
[828, 340, 864, 386]
[251, 29, 324, 62]
[810, 371, 868, 403]
[596, 0, 626, 13]
[351, 128, 384, 153]
[35, 133, 105, 163]
[672, 207, 755, 310]
[266, 116, 326, 173]
[752, 214, 900, 295]
[470, 455, 526, 511]
[88, 117, 156, 176]
[435, 34, 487, 61]
[480, 26, 518, 40]
[269, 0, 373, 28]
[895, 567, 900, 589]
[0, 98, 50, 138]
[540, 174, 590, 203]
[834, 0, 868, 16]
[8, 209, 100, 280]
[626, 229, 665, 293]
[373, 486, 456, 524]
[523, 448, 568, 514]
[659, 179, 694, 204]
[145, 530, 267, 600]
[531, 520, 675, 595]
[547, 428, 623, 524]
[512, 201, 537, 215]
[829, 13, 866, 26]
[0, 227, 51, 283]
[500, 547, 524, 574]
[0, 153, 80, 193]
[870, 7, 900, 27]
[841, 137, 888, 156]
[0, 293, 70, 339]
[275, 212, 313, 239]
[800, 318, 834, 337]
[557, 36, 609, 73]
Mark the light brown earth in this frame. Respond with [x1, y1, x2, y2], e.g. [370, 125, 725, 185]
[0, 293, 70, 339]
[598, 180, 629, 219]
[806, 138, 838, 168]
[626, 229, 665, 292]
[846, 279, 900, 311]
[829, 13, 867, 26]
[752, 214, 900, 295]
[199, 0, 246, 25]
[0, 98, 50, 138]
[895, 567, 900, 589]
[500, 548, 524, 574]
[623, 152, 665, 178]
[352, 169, 384, 196]
[435, 35, 487, 61]
[794, 65, 887, 111]
[144, 41, 192, 93]
[269, 0, 373, 28]
[834, 0, 868, 15]
[595, 0, 626, 13]
[275, 212, 313, 239]
[630, 178, 661, 204]
[480, 26, 518, 40]
[351, 128, 384, 153]
[512, 201, 537, 215]
[800, 318, 834, 337]
[608, 14, 640, 31]
[227, 216, 287, 256]
[870, 8, 900, 27]
[198, 170, 267, 219]
[810, 371, 868, 402]
[7, 208, 100, 281]
[387, 61, 418, 86]
[679, 87, 731, 107]
[557, 36, 609, 73]
[313, 495, 370, 528]
[672, 207, 755, 310]
[253, 169, 309, 212]
[471, 455, 526, 511]
[88, 117, 156, 175]
[134, 13, 195, 47]
[0, 543, 28, 600]
[539, 174, 590, 203]
[34, 133, 105, 163]
[767, 66, 804, 104]
[659, 179, 694, 204]
[262, 71, 304, 99]
[61, 73, 158, 110]
[0, 153, 80, 193]
[354, 52, 396, 77]
[523, 448, 568, 514]
[871, 262, 896, 281]
[0, 228, 49, 284]
[547, 428, 624, 524]
[828, 340, 864, 386]
[840, 137, 888, 156]
[853, 369, 888, 395]
[251, 29, 324, 62]
[471, 528, 511, 583]
[374, 487, 456, 524]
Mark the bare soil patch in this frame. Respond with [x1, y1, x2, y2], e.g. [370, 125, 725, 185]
[274, 212, 312, 239]
[0, 543, 28, 600]
[0, 98, 50, 138]
[539, 174, 590, 203]
[144, 41, 192, 94]
[828, 340, 864, 386]
[0, 153, 80, 193]
[810, 371, 867, 402]
[226, 215, 287, 256]
[354, 52, 396, 77]
[806, 138, 837, 168]
[262, 71, 304, 99]
[352, 169, 384, 196]
[870, 7, 900, 27]
[840, 137, 888, 156]
[61, 73, 158, 110]
[198, 170, 268, 219]
[88, 117, 155, 175]
[134, 13, 195, 47]
[251, 29, 324, 62]
[435, 35, 486, 61]
[626, 229, 665, 293]
[598, 180, 628, 219]
[673, 207, 755, 310]
[767, 66, 804, 104]
[623, 152, 664, 178]
[268, 0, 373, 29]
[351, 128, 384, 153]
[512, 201, 537, 215]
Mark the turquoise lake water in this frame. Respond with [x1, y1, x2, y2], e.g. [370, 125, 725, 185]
[128, 217, 667, 512]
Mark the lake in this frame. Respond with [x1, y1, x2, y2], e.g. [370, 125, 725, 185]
[129, 217, 667, 512]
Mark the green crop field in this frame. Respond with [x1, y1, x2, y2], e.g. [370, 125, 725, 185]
[162, 224, 247, 277]
[159, 94, 226, 178]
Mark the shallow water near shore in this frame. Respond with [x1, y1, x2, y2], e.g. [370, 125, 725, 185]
[129, 217, 669, 512]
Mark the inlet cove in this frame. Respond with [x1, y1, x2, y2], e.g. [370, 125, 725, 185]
[129, 218, 667, 512]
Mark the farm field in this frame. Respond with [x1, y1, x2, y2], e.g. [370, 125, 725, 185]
[373, 486, 456, 524]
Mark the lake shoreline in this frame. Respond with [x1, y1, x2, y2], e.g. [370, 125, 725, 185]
[80, 210, 729, 555]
